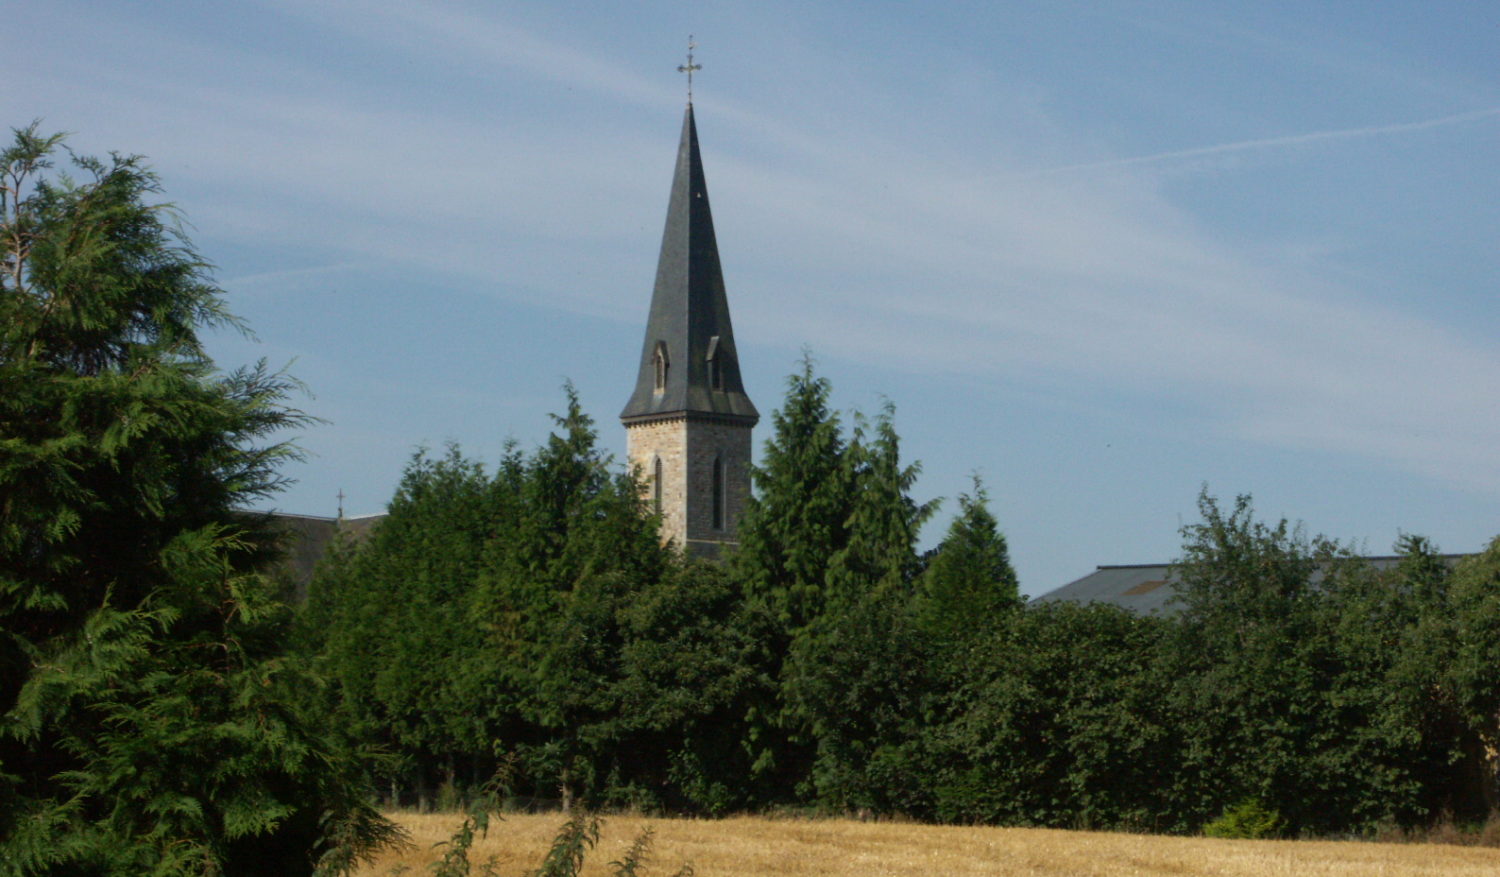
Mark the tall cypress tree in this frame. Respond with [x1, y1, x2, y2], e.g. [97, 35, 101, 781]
[729, 354, 852, 798]
[734, 359, 938, 807]
[825, 402, 933, 601]
[733, 354, 851, 634]
[467, 386, 670, 803]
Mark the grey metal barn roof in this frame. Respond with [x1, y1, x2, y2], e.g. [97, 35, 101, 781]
[1032, 563, 1181, 614]
[1033, 554, 1470, 615]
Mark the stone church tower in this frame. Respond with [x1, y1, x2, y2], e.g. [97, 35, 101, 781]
[621, 103, 758, 556]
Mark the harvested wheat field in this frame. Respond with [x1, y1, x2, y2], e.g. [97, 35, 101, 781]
[355, 811, 1500, 876]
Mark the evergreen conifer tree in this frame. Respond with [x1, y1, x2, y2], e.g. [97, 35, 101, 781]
[734, 360, 939, 807]
[917, 476, 1019, 642]
[0, 125, 395, 873]
[825, 403, 933, 601]
[301, 443, 512, 807]
[733, 354, 851, 633]
[729, 354, 853, 798]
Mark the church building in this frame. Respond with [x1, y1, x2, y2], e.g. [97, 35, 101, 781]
[620, 101, 758, 556]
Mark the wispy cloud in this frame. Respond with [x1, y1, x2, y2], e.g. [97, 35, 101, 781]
[693, 103, 1500, 495]
[263, 0, 670, 107]
[1037, 107, 1500, 176]
[13, 0, 1499, 506]
[221, 263, 364, 294]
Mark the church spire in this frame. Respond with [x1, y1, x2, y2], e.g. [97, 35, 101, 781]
[621, 104, 758, 424]
[622, 98, 758, 556]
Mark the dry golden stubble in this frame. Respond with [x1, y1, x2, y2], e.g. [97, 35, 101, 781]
[356, 811, 1500, 877]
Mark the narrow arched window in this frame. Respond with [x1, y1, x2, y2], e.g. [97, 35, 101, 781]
[653, 342, 669, 393]
[711, 455, 725, 530]
[653, 456, 663, 513]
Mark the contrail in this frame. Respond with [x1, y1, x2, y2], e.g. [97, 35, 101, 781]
[1038, 107, 1500, 176]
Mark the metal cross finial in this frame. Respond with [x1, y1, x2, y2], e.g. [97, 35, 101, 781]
[677, 35, 701, 103]
[336, 488, 345, 520]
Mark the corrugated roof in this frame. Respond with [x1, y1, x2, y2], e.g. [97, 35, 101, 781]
[1033, 564, 1180, 614]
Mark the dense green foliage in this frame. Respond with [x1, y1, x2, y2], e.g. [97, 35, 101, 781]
[1203, 799, 1285, 839]
[297, 347, 1500, 835]
[0, 126, 394, 874]
[302, 394, 734, 812]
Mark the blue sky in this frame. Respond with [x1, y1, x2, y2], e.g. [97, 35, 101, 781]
[10, 1, 1497, 595]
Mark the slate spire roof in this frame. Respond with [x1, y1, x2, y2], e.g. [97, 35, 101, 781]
[621, 104, 758, 424]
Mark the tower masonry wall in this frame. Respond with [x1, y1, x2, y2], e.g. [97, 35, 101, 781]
[682, 417, 753, 551]
[626, 418, 689, 548]
[626, 414, 753, 557]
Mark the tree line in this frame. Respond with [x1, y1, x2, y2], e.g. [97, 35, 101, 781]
[300, 364, 1500, 836]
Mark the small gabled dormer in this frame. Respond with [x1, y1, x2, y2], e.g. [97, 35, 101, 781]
[706, 335, 723, 391]
[653, 341, 670, 394]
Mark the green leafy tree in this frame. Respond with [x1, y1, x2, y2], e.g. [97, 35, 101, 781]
[0, 125, 394, 874]
[785, 584, 937, 814]
[558, 559, 761, 814]
[1158, 491, 1480, 833]
[1160, 491, 1335, 830]
[1313, 534, 1490, 826]
[917, 476, 1019, 645]
[928, 602, 1173, 829]
[1445, 535, 1500, 813]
